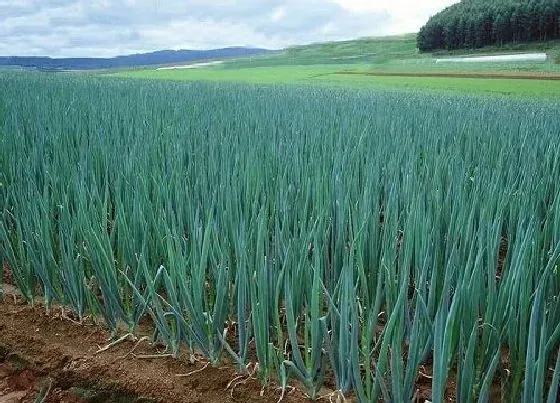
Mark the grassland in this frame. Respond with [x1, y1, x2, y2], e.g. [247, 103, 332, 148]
[112, 64, 560, 98]
[110, 35, 560, 98]
[222, 35, 560, 70]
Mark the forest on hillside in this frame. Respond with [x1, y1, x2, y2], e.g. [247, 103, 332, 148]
[417, 0, 560, 51]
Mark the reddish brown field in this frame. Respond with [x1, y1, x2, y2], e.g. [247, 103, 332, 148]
[0, 286, 308, 403]
[336, 70, 560, 80]
[0, 286, 473, 403]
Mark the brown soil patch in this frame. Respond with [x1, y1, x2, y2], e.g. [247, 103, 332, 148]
[496, 233, 509, 281]
[2, 262, 13, 286]
[0, 287, 308, 403]
[335, 70, 560, 81]
[0, 281, 506, 403]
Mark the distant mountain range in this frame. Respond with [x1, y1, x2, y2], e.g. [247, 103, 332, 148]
[0, 47, 270, 71]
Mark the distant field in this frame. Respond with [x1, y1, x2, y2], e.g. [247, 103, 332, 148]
[110, 65, 346, 84]
[108, 35, 560, 98]
[320, 74, 560, 98]
[220, 35, 560, 72]
[222, 34, 422, 68]
[111, 65, 560, 98]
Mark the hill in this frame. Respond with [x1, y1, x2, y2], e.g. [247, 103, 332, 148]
[0, 47, 269, 71]
[418, 0, 560, 51]
[222, 34, 560, 70]
[223, 34, 421, 68]
[112, 34, 560, 99]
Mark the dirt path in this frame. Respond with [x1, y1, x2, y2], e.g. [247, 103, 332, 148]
[335, 70, 560, 80]
[0, 288, 307, 403]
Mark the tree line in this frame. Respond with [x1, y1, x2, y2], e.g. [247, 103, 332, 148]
[417, 0, 560, 51]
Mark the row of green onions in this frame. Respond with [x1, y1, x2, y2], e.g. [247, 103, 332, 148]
[1, 71, 559, 401]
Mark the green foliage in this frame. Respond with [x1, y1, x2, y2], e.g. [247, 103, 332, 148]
[113, 66, 560, 99]
[222, 34, 421, 68]
[1, 71, 560, 400]
[418, 0, 560, 51]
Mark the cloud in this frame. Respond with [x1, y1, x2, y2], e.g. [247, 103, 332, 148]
[0, 0, 455, 57]
[336, 0, 459, 34]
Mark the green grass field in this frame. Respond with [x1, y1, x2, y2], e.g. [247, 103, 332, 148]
[111, 65, 560, 98]
[221, 35, 560, 70]
[109, 35, 560, 98]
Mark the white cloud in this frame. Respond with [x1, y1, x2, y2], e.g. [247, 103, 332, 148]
[336, 0, 459, 33]
[0, 0, 457, 57]
[270, 7, 287, 23]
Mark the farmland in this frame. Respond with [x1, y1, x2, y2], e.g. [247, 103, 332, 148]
[1, 71, 560, 402]
[113, 66, 560, 98]
[110, 36, 560, 98]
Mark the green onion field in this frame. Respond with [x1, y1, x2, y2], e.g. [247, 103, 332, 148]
[1, 71, 560, 401]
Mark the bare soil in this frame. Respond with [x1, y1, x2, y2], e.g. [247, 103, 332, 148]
[1, 261, 505, 403]
[0, 285, 467, 403]
[0, 286, 309, 403]
[335, 70, 560, 80]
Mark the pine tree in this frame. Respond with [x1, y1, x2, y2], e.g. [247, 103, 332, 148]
[417, 0, 560, 51]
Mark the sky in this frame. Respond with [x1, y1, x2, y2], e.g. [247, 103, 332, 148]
[0, 0, 459, 58]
